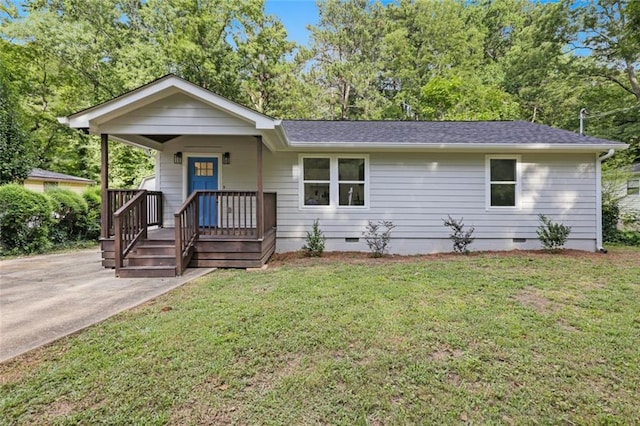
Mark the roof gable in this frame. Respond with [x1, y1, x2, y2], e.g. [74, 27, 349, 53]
[61, 75, 278, 132]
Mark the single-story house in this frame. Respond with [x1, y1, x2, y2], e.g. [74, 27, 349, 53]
[58, 75, 628, 277]
[24, 168, 95, 194]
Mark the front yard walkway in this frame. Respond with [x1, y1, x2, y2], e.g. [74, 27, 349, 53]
[0, 249, 214, 362]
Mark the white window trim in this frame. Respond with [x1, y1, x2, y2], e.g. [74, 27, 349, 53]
[299, 154, 370, 209]
[628, 178, 640, 195]
[485, 155, 521, 210]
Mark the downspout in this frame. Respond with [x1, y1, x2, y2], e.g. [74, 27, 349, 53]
[595, 149, 615, 253]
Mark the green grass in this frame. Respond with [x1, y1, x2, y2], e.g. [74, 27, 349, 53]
[1, 248, 639, 424]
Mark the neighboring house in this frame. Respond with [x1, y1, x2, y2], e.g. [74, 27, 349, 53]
[24, 168, 95, 194]
[138, 175, 156, 191]
[58, 75, 627, 277]
[619, 163, 640, 222]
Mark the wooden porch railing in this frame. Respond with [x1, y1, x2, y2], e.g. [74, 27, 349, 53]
[107, 189, 163, 236]
[113, 191, 148, 276]
[174, 190, 277, 275]
[174, 191, 199, 275]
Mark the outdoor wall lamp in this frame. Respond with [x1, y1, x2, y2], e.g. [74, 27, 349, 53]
[173, 152, 182, 164]
[223, 152, 230, 165]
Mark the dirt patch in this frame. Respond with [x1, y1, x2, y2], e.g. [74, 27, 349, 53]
[557, 318, 580, 332]
[44, 399, 76, 418]
[429, 347, 464, 362]
[514, 287, 560, 315]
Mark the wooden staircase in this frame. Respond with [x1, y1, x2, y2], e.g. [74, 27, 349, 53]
[117, 239, 178, 278]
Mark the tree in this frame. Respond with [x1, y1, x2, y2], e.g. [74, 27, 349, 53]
[305, 0, 389, 119]
[571, 0, 640, 101]
[0, 52, 34, 184]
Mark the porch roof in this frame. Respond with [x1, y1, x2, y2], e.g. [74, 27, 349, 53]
[58, 75, 285, 151]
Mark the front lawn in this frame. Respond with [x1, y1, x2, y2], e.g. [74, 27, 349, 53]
[1, 248, 639, 424]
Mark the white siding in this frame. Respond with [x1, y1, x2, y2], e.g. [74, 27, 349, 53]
[158, 146, 598, 253]
[159, 135, 260, 225]
[263, 152, 598, 253]
[100, 93, 256, 135]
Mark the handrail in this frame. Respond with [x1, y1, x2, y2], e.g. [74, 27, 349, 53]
[174, 191, 199, 275]
[107, 189, 163, 237]
[113, 190, 148, 276]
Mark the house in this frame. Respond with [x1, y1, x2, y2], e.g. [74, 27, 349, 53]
[619, 162, 640, 224]
[58, 75, 628, 277]
[24, 168, 95, 194]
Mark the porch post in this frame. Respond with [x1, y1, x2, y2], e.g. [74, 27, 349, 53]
[100, 133, 109, 239]
[256, 136, 264, 239]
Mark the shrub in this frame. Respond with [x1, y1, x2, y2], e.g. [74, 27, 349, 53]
[602, 201, 620, 243]
[607, 230, 640, 246]
[45, 188, 89, 244]
[537, 214, 571, 251]
[0, 184, 53, 254]
[443, 215, 475, 254]
[82, 186, 101, 240]
[302, 219, 326, 257]
[362, 220, 395, 258]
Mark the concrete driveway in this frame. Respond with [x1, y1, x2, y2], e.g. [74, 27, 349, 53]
[0, 248, 215, 362]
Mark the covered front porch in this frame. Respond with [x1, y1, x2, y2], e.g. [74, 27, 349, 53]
[101, 189, 277, 277]
[59, 75, 286, 277]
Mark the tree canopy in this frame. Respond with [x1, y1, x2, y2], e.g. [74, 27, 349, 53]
[0, 0, 637, 186]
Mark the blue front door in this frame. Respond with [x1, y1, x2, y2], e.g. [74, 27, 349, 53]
[188, 157, 218, 227]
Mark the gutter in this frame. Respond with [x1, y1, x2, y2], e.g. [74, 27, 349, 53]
[595, 149, 615, 253]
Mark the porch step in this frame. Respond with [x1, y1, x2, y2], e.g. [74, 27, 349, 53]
[117, 266, 177, 278]
[127, 254, 176, 267]
[133, 244, 175, 256]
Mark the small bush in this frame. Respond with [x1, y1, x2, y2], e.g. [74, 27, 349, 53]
[46, 188, 89, 244]
[302, 219, 326, 257]
[537, 214, 571, 251]
[607, 230, 640, 246]
[82, 186, 101, 240]
[443, 215, 475, 254]
[0, 184, 53, 254]
[363, 220, 395, 258]
[602, 201, 620, 243]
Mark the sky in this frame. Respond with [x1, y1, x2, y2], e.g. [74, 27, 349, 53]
[264, 0, 320, 46]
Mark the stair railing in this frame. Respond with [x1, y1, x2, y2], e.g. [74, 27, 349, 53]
[113, 190, 148, 276]
[174, 191, 199, 275]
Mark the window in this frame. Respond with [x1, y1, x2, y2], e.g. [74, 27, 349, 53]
[628, 178, 640, 195]
[303, 157, 330, 206]
[194, 161, 214, 177]
[487, 156, 519, 208]
[338, 158, 365, 206]
[301, 155, 368, 208]
[44, 181, 59, 190]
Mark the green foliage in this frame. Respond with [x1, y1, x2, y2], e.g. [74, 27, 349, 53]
[602, 201, 621, 243]
[362, 220, 395, 257]
[302, 219, 326, 257]
[537, 214, 571, 251]
[607, 230, 640, 246]
[443, 215, 475, 254]
[0, 58, 34, 185]
[82, 185, 101, 240]
[45, 188, 89, 244]
[0, 184, 53, 254]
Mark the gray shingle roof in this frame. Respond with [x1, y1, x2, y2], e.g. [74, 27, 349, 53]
[281, 120, 624, 146]
[29, 168, 95, 184]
